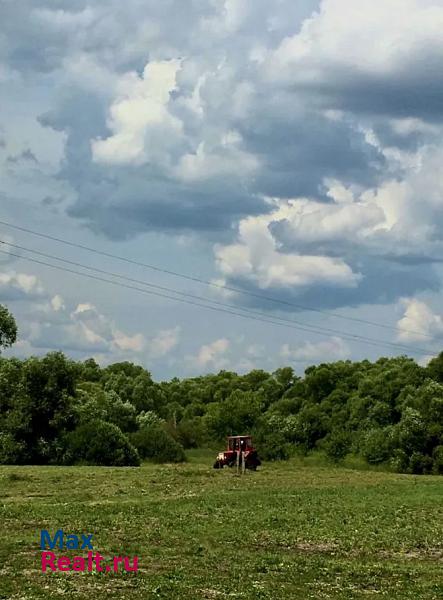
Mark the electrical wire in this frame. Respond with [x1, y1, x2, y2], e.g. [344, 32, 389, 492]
[0, 245, 436, 357]
[0, 219, 426, 335]
[2, 239, 439, 346]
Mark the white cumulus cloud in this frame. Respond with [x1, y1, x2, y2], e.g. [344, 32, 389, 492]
[0, 271, 45, 299]
[92, 60, 183, 166]
[214, 203, 362, 289]
[188, 337, 231, 370]
[268, 0, 443, 86]
[281, 336, 350, 363]
[397, 299, 443, 343]
[148, 326, 180, 358]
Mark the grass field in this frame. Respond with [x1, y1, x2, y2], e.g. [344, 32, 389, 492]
[0, 452, 442, 600]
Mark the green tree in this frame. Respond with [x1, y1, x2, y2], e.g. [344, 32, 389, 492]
[79, 358, 102, 382]
[76, 383, 138, 433]
[427, 352, 443, 384]
[0, 305, 17, 351]
[175, 417, 208, 449]
[132, 372, 155, 412]
[205, 390, 264, 439]
[65, 420, 140, 466]
[361, 428, 393, 464]
[294, 404, 330, 452]
[131, 425, 186, 463]
[304, 365, 338, 402]
[432, 445, 443, 474]
[322, 431, 351, 463]
[22, 352, 78, 463]
[273, 367, 296, 390]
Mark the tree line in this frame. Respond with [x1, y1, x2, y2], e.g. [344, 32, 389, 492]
[0, 304, 442, 474]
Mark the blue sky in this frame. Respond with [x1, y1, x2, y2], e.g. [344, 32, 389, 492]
[1, 0, 443, 378]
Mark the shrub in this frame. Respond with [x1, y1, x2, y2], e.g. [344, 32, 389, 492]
[432, 445, 443, 474]
[75, 385, 137, 433]
[131, 425, 186, 463]
[361, 428, 392, 465]
[390, 449, 409, 473]
[392, 408, 427, 455]
[0, 432, 26, 465]
[254, 429, 291, 461]
[136, 410, 163, 429]
[294, 405, 330, 451]
[268, 397, 302, 416]
[175, 418, 208, 449]
[322, 431, 351, 463]
[409, 451, 433, 475]
[65, 420, 140, 466]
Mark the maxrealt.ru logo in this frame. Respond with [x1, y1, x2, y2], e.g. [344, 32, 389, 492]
[40, 530, 139, 573]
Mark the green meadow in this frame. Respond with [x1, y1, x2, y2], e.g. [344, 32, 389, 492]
[0, 452, 442, 600]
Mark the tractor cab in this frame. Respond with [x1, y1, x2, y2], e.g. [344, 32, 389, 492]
[228, 436, 252, 452]
[213, 435, 261, 470]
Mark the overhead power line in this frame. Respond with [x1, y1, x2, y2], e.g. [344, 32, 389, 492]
[0, 244, 436, 357]
[2, 239, 439, 346]
[0, 219, 425, 335]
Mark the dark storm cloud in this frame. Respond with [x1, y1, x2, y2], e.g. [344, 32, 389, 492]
[39, 90, 270, 239]
[0, 0, 88, 73]
[2, 0, 378, 240]
[293, 258, 439, 311]
[36, 72, 384, 239]
[16, 0, 347, 240]
[68, 174, 269, 240]
[268, 1, 443, 123]
[225, 257, 439, 313]
[240, 104, 385, 199]
[2, 0, 443, 314]
[295, 65, 443, 122]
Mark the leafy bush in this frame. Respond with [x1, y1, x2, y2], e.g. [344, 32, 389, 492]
[267, 397, 302, 417]
[409, 451, 433, 475]
[322, 431, 351, 463]
[76, 384, 137, 433]
[205, 390, 264, 440]
[175, 418, 208, 449]
[0, 432, 26, 465]
[65, 420, 140, 466]
[390, 449, 409, 473]
[0, 304, 17, 351]
[136, 410, 163, 429]
[131, 425, 186, 463]
[391, 408, 427, 455]
[361, 428, 392, 465]
[293, 405, 330, 452]
[254, 429, 291, 461]
[432, 445, 443, 474]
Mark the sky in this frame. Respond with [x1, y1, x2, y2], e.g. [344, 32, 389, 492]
[1, 0, 443, 379]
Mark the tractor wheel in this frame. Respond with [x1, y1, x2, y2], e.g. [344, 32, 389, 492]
[213, 460, 222, 469]
[246, 453, 261, 470]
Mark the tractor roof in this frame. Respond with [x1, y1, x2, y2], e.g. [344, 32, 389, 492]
[227, 435, 251, 439]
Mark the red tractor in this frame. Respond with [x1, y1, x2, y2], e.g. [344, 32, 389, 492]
[213, 435, 261, 470]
